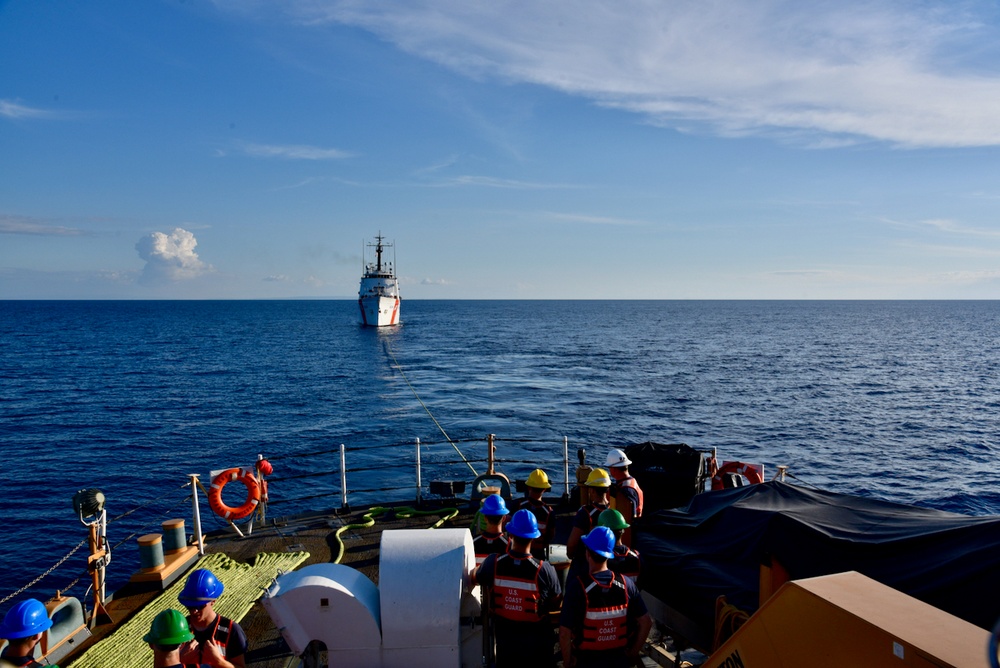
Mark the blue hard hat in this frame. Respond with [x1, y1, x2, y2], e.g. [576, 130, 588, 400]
[481, 494, 509, 516]
[0, 599, 53, 639]
[506, 509, 541, 539]
[581, 527, 616, 559]
[178, 569, 224, 607]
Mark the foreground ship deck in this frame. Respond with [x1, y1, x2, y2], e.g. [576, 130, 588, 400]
[7, 436, 999, 668]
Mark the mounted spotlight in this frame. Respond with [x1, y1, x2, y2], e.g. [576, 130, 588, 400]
[72, 488, 106, 523]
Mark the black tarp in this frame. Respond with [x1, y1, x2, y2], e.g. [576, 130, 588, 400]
[633, 481, 1000, 633]
[623, 442, 707, 511]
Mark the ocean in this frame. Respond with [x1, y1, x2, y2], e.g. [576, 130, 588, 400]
[2, 299, 999, 605]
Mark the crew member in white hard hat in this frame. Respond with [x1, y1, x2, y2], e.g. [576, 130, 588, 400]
[606, 448, 644, 547]
[512, 468, 555, 559]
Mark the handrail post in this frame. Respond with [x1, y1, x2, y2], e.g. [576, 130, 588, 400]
[487, 433, 496, 475]
[416, 438, 422, 506]
[563, 437, 570, 501]
[340, 444, 349, 510]
[189, 473, 204, 555]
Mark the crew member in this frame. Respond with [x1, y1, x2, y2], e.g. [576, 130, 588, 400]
[565, 468, 612, 579]
[473, 509, 562, 667]
[607, 449, 643, 546]
[473, 494, 510, 566]
[145, 609, 195, 668]
[598, 509, 641, 585]
[559, 527, 652, 668]
[178, 568, 248, 668]
[512, 469, 555, 559]
[0, 599, 52, 667]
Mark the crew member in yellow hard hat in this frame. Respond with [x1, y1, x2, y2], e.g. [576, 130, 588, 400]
[607, 448, 644, 547]
[512, 468, 555, 559]
[565, 468, 612, 580]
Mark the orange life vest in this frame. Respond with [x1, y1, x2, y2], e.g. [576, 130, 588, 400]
[491, 553, 545, 623]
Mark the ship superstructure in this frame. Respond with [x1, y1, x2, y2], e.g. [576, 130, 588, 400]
[358, 234, 400, 327]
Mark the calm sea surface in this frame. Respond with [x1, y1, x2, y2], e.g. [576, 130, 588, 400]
[2, 300, 999, 602]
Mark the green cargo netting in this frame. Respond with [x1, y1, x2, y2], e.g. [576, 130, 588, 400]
[70, 551, 309, 668]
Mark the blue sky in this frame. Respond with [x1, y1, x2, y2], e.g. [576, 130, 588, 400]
[4, 0, 1000, 299]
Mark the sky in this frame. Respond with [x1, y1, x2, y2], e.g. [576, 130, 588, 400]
[4, 0, 1000, 299]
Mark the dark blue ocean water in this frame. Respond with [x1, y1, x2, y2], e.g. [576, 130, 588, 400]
[2, 300, 1000, 605]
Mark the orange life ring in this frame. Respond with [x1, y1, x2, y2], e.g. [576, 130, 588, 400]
[711, 461, 764, 490]
[208, 468, 261, 520]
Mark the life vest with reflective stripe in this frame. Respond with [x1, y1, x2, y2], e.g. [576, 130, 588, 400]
[514, 497, 553, 537]
[183, 614, 232, 668]
[578, 572, 629, 652]
[610, 545, 641, 582]
[491, 553, 544, 623]
[615, 476, 643, 517]
[473, 531, 509, 566]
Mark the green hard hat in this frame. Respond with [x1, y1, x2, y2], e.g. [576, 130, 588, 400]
[143, 609, 194, 645]
[597, 508, 630, 530]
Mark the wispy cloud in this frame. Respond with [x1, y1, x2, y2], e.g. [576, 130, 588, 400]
[248, 0, 1000, 148]
[235, 142, 355, 160]
[0, 214, 87, 236]
[0, 100, 56, 120]
[543, 212, 646, 226]
[436, 175, 575, 189]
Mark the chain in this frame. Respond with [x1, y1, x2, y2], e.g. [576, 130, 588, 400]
[0, 538, 89, 606]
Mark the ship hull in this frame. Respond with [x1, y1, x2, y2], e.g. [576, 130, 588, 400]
[359, 294, 400, 327]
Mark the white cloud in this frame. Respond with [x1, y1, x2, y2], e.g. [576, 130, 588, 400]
[0, 100, 54, 119]
[238, 142, 355, 160]
[246, 0, 1000, 148]
[263, 274, 291, 282]
[0, 214, 86, 236]
[135, 228, 213, 284]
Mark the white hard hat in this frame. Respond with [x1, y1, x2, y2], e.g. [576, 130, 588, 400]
[606, 448, 632, 468]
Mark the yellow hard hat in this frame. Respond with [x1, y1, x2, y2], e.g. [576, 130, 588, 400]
[585, 468, 611, 488]
[526, 469, 551, 489]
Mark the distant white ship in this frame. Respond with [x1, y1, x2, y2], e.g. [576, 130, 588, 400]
[358, 233, 400, 327]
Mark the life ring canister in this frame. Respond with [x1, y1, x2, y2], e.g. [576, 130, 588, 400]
[711, 461, 764, 490]
[208, 468, 261, 520]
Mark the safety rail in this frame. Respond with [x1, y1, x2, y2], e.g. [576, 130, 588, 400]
[4, 434, 580, 621]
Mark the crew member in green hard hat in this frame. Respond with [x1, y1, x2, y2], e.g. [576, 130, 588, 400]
[559, 527, 651, 668]
[597, 509, 641, 585]
[0, 598, 53, 667]
[145, 609, 194, 668]
[473, 509, 562, 667]
[512, 468, 556, 559]
[177, 568, 248, 668]
[565, 468, 612, 579]
[473, 494, 510, 567]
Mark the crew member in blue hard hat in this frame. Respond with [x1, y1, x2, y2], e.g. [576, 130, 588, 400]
[559, 527, 651, 668]
[607, 449, 643, 547]
[597, 509, 641, 585]
[145, 608, 195, 668]
[512, 469, 555, 559]
[473, 509, 562, 667]
[473, 494, 510, 567]
[0, 598, 53, 667]
[177, 568, 248, 668]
